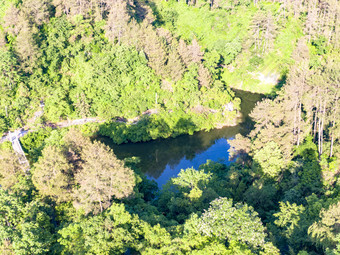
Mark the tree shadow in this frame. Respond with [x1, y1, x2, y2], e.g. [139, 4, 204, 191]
[131, 0, 162, 25]
[268, 72, 288, 99]
[97, 115, 212, 179]
[243, 140, 324, 218]
[245, 139, 326, 254]
[275, 73, 287, 91]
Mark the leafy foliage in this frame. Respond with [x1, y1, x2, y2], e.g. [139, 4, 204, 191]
[197, 197, 266, 248]
[0, 0, 339, 254]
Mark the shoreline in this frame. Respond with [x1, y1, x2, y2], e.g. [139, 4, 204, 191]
[0, 110, 241, 145]
[1, 87, 264, 146]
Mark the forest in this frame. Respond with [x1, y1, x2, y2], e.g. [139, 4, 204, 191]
[0, 0, 339, 254]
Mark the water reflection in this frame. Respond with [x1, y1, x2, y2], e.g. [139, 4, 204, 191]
[100, 90, 263, 186]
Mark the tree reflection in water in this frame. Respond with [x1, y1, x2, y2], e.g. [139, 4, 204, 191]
[99, 90, 263, 187]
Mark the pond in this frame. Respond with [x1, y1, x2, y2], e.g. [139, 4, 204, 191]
[101, 90, 263, 187]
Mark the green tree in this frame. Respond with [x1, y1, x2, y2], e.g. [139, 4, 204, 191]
[105, 0, 130, 44]
[0, 149, 24, 191]
[0, 190, 55, 255]
[74, 141, 135, 214]
[157, 167, 218, 223]
[273, 201, 311, 252]
[274, 201, 306, 239]
[197, 197, 266, 249]
[172, 168, 212, 201]
[32, 146, 73, 202]
[253, 141, 285, 179]
[309, 201, 340, 251]
[58, 202, 171, 254]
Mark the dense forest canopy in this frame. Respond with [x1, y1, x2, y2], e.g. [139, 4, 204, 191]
[0, 0, 339, 254]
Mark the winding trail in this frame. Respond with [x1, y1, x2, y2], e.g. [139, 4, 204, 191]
[0, 108, 161, 169]
[0, 118, 110, 170]
[7, 130, 30, 172]
[0, 108, 160, 144]
[0, 117, 105, 144]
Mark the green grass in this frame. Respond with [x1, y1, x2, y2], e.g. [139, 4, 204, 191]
[157, 1, 254, 51]
[222, 17, 304, 94]
[155, 1, 304, 94]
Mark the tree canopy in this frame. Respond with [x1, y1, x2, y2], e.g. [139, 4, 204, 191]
[0, 0, 339, 254]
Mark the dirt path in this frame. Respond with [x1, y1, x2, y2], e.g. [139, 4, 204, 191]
[0, 109, 159, 144]
[0, 118, 106, 143]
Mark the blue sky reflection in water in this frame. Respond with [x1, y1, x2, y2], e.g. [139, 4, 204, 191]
[152, 137, 235, 187]
[100, 90, 262, 187]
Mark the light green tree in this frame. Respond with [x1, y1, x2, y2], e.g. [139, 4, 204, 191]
[0, 190, 54, 255]
[32, 146, 72, 202]
[0, 149, 24, 191]
[74, 141, 135, 214]
[309, 201, 340, 251]
[172, 168, 212, 200]
[197, 197, 266, 248]
[253, 141, 285, 179]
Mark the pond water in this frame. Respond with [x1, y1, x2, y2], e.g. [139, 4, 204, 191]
[101, 90, 263, 187]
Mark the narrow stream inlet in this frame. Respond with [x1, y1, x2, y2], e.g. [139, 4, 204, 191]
[100, 90, 263, 187]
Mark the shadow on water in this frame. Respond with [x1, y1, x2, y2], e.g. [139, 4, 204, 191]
[99, 90, 263, 187]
